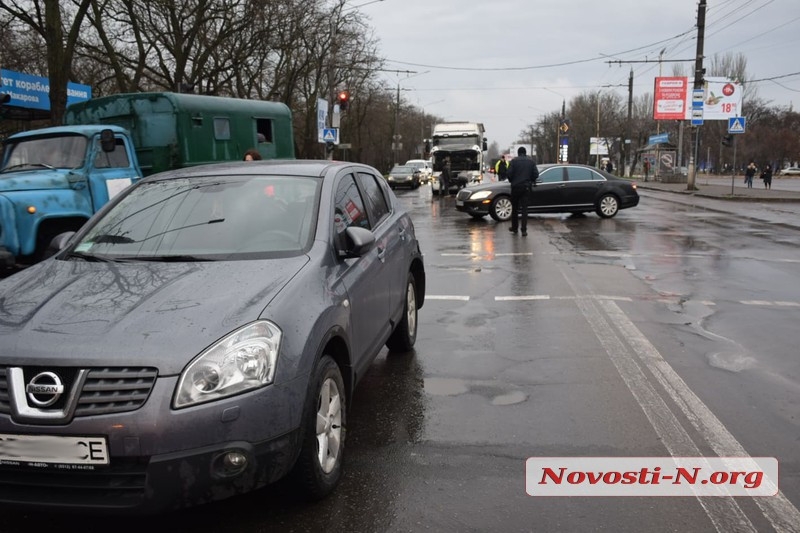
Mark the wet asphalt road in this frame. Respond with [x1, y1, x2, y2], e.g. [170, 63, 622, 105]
[3, 183, 800, 532]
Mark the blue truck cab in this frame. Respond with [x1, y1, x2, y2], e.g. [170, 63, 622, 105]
[0, 124, 142, 267]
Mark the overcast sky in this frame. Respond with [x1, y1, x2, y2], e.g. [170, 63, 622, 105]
[355, 0, 799, 151]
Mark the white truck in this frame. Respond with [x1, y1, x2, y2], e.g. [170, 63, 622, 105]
[430, 122, 487, 195]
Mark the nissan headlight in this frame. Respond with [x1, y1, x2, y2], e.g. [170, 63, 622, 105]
[470, 191, 492, 200]
[174, 321, 281, 408]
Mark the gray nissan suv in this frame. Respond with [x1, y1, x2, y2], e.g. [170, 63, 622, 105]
[0, 160, 425, 513]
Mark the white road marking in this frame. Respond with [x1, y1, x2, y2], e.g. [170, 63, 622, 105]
[564, 279, 757, 532]
[601, 299, 800, 533]
[440, 252, 533, 257]
[494, 295, 550, 301]
[431, 294, 800, 308]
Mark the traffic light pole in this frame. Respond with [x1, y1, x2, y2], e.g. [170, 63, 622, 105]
[730, 135, 737, 195]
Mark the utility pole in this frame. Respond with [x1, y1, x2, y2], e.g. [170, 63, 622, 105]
[558, 99, 567, 163]
[393, 83, 400, 165]
[688, 0, 707, 191]
[625, 69, 633, 177]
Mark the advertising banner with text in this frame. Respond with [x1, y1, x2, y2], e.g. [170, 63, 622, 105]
[702, 77, 743, 120]
[0, 68, 91, 111]
[653, 77, 689, 120]
[654, 76, 742, 121]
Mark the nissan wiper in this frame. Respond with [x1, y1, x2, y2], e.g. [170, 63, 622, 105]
[65, 251, 114, 262]
[117, 255, 214, 262]
[92, 234, 136, 244]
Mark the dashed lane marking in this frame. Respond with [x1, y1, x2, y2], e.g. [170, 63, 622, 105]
[495, 295, 550, 301]
[440, 252, 533, 257]
[425, 294, 800, 307]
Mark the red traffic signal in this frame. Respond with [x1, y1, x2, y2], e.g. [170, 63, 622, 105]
[337, 90, 350, 111]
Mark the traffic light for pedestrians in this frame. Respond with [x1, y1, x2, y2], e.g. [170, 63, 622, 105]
[337, 90, 350, 111]
[721, 134, 733, 147]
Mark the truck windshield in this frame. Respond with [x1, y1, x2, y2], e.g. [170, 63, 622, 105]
[433, 136, 480, 149]
[1, 135, 88, 172]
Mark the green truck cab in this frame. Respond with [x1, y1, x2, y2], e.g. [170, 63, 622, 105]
[64, 92, 295, 176]
[0, 125, 142, 267]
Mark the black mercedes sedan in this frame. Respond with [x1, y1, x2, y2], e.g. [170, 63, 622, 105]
[455, 163, 639, 221]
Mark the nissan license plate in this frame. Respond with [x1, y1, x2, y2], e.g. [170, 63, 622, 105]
[0, 433, 109, 465]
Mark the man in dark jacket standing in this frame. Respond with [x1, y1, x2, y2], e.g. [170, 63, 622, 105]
[506, 146, 539, 236]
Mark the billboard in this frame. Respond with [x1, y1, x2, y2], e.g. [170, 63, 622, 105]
[653, 77, 689, 120]
[653, 76, 742, 121]
[0, 68, 91, 111]
[702, 77, 743, 120]
[589, 137, 611, 156]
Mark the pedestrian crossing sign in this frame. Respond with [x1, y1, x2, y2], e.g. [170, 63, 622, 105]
[322, 128, 338, 143]
[728, 117, 746, 134]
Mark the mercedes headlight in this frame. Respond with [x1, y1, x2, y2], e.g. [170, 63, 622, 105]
[470, 191, 492, 200]
[174, 321, 281, 408]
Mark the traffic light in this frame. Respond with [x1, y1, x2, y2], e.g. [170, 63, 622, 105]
[721, 134, 733, 147]
[0, 93, 10, 105]
[337, 90, 350, 111]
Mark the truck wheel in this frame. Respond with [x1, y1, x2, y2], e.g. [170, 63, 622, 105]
[489, 195, 513, 222]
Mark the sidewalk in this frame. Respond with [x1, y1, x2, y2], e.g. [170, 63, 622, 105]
[632, 175, 800, 230]
[634, 176, 800, 202]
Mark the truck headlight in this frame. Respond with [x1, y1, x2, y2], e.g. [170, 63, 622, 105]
[174, 321, 281, 408]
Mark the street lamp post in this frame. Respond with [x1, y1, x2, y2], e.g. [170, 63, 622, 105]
[596, 93, 601, 168]
[391, 70, 429, 165]
[393, 83, 400, 165]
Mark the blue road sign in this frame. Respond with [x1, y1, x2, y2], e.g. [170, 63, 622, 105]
[692, 88, 705, 108]
[691, 108, 704, 126]
[728, 116, 746, 134]
[322, 128, 338, 143]
[648, 133, 669, 145]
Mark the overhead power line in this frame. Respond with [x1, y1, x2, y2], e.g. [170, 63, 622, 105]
[384, 29, 696, 72]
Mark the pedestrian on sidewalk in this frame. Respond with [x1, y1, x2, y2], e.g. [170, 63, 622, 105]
[760, 164, 773, 190]
[744, 161, 757, 188]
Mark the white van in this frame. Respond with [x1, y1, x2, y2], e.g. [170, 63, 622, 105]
[405, 159, 433, 183]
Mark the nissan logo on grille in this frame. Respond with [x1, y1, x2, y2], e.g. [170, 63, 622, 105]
[26, 371, 65, 407]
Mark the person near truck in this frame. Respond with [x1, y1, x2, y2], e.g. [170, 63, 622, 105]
[439, 157, 452, 197]
[495, 155, 508, 181]
[506, 146, 539, 236]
